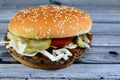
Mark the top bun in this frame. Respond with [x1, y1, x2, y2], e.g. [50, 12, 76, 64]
[8, 5, 92, 39]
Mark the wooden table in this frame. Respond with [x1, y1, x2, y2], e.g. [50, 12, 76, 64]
[0, 0, 120, 80]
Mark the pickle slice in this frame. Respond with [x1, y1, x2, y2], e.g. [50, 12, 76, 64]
[7, 32, 19, 40]
[82, 34, 90, 43]
[28, 39, 51, 50]
[7, 32, 51, 53]
[77, 36, 86, 48]
[76, 34, 90, 48]
[7, 32, 28, 42]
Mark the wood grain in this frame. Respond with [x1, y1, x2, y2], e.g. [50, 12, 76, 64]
[52, 0, 120, 6]
[0, 64, 120, 79]
[1, 0, 120, 8]
[0, 0, 120, 79]
[0, 0, 50, 8]
[0, 78, 25, 80]
[0, 7, 120, 23]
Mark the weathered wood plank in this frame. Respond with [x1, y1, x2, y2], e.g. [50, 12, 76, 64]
[0, 0, 120, 79]
[0, 78, 26, 80]
[0, 46, 120, 64]
[0, 8, 120, 22]
[80, 46, 120, 63]
[0, 0, 50, 8]
[0, 23, 8, 34]
[91, 13, 120, 23]
[28, 79, 100, 80]
[52, 0, 120, 7]
[0, 74, 29, 79]
[92, 35, 120, 46]
[0, 9, 17, 23]
[92, 23, 120, 35]
[0, 64, 120, 79]
[28, 79, 73, 80]
[0, 0, 120, 8]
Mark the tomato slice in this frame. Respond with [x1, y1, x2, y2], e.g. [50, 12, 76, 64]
[51, 37, 73, 47]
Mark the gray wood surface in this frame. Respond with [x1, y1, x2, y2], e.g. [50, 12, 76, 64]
[0, 0, 50, 8]
[52, 0, 120, 7]
[0, 0, 120, 79]
[0, 8, 120, 23]
[1, 64, 120, 79]
[1, 0, 120, 8]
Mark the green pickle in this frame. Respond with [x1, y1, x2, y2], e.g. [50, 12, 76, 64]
[24, 48, 38, 54]
[8, 32, 28, 42]
[82, 34, 90, 43]
[76, 34, 90, 48]
[8, 32, 51, 53]
[8, 32, 19, 40]
[28, 39, 51, 50]
[77, 36, 86, 48]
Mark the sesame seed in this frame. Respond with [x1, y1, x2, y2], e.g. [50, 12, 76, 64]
[22, 21, 24, 24]
[33, 16, 36, 19]
[57, 31, 59, 34]
[44, 17, 46, 20]
[31, 19, 33, 22]
[48, 29, 51, 32]
[31, 28, 34, 30]
[14, 29, 17, 32]
[77, 23, 79, 26]
[39, 27, 42, 29]
[53, 20, 57, 22]
[59, 27, 62, 29]
[34, 19, 37, 22]
[61, 30, 64, 34]
[13, 5, 89, 37]
[43, 34, 46, 37]
[60, 35, 63, 38]
[47, 31, 50, 34]
[55, 25, 57, 28]
[45, 21, 47, 24]
[22, 26, 25, 29]
[74, 27, 77, 30]
[46, 36, 50, 38]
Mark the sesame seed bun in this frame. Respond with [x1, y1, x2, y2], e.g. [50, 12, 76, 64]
[8, 5, 92, 39]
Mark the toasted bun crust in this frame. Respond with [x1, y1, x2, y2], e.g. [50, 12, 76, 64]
[8, 5, 92, 39]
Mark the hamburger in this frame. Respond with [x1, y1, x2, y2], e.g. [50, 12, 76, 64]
[4, 5, 92, 69]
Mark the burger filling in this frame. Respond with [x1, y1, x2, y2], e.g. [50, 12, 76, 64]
[6, 32, 90, 61]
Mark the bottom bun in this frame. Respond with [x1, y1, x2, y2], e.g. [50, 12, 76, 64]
[5, 33, 92, 69]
